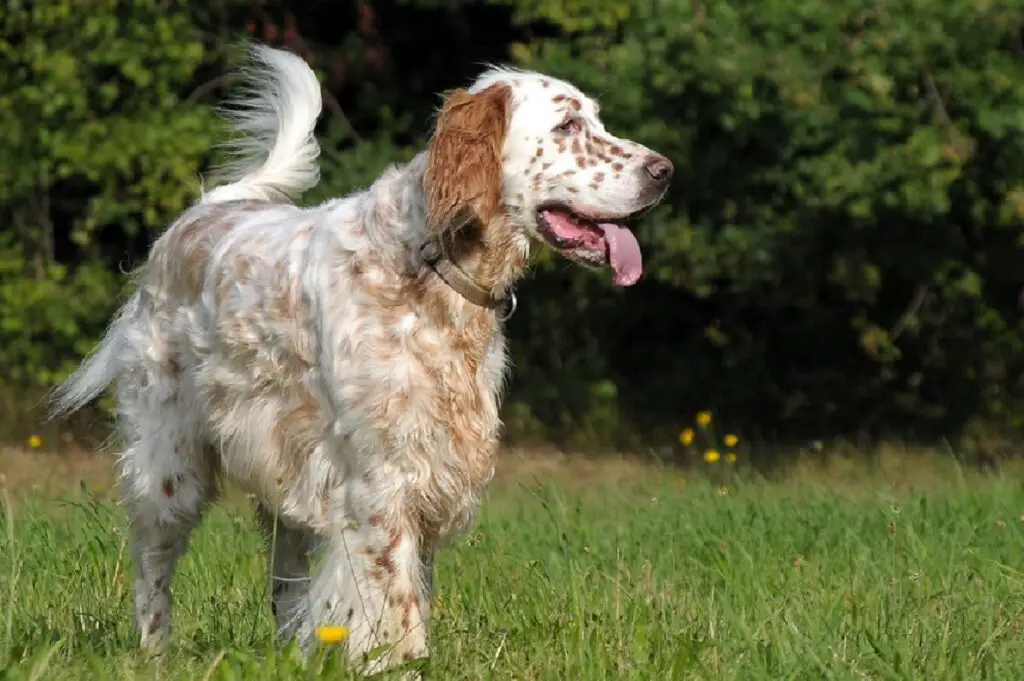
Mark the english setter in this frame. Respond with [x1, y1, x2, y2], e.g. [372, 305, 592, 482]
[49, 45, 672, 673]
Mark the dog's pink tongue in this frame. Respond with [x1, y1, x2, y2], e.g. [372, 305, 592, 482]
[598, 223, 643, 286]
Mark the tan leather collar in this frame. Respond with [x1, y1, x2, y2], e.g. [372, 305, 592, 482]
[421, 242, 516, 318]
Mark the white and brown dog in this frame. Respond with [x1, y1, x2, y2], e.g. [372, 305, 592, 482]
[49, 45, 672, 673]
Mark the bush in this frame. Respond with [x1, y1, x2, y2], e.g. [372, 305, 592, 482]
[3, 0, 1023, 452]
[501, 0, 1024, 445]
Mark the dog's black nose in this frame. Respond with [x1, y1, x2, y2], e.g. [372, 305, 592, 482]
[642, 155, 674, 183]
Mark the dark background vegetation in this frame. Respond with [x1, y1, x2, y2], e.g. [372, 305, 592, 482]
[3, 0, 1024, 463]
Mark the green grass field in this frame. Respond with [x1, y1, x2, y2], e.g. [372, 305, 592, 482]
[2, 454, 1024, 680]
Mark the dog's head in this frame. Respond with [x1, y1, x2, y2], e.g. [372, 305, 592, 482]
[424, 68, 673, 288]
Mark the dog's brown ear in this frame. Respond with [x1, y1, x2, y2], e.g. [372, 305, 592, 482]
[424, 84, 510, 234]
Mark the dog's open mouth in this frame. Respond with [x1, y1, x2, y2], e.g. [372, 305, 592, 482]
[536, 206, 643, 286]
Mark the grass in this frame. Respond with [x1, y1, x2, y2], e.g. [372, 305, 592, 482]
[2, 450, 1024, 680]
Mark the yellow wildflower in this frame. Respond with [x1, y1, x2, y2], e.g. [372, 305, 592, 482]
[27, 435, 42, 449]
[723, 434, 739, 447]
[678, 428, 695, 446]
[717, 486, 729, 496]
[703, 449, 720, 463]
[726, 453, 737, 463]
[696, 411, 712, 427]
[314, 625, 350, 644]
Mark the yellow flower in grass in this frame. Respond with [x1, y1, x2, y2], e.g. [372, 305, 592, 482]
[717, 486, 730, 496]
[703, 449, 720, 463]
[723, 434, 739, 447]
[696, 411, 712, 427]
[315, 625, 350, 644]
[726, 453, 737, 464]
[27, 435, 42, 449]
[678, 428, 695, 446]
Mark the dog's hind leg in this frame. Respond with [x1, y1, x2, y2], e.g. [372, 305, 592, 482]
[257, 504, 314, 642]
[116, 366, 215, 653]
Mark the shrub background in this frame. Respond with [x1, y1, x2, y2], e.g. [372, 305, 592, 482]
[3, 0, 1023, 454]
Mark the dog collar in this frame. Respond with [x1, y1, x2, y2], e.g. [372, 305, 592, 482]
[421, 244, 517, 320]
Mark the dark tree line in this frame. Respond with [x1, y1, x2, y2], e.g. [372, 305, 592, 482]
[3, 0, 1024, 457]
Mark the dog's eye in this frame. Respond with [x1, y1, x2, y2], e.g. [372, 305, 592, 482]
[554, 117, 582, 134]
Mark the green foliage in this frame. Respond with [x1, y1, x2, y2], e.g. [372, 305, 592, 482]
[500, 0, 1024, 443]
[1, 0, 220, 244]
[0, 238, 118, 387]
[3, 0, 1024, 449]
[0, 0, 223, 403]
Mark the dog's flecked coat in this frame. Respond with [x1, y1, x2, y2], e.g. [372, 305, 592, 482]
[49, 45, 672, 674]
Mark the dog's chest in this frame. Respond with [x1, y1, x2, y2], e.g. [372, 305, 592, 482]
[325, 308, 506, 531]
[332, 303, 508, 450]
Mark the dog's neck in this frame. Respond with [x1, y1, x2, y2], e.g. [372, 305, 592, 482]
[369, 152, 528, 309]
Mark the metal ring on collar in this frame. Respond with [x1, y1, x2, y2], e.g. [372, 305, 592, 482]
[499, 291, 518, 321]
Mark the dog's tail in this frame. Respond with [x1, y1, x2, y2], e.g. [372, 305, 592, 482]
[46, 292, 140, 420]
[202, 45, 323, 204]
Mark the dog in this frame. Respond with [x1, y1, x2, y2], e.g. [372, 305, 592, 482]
[49, 44, 672, 673]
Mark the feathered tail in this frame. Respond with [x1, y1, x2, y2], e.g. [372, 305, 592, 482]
[46, 293, 140, 419]
[202, 44, 323, 204]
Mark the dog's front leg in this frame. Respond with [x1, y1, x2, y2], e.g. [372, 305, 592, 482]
[303, 476, 432, 676]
